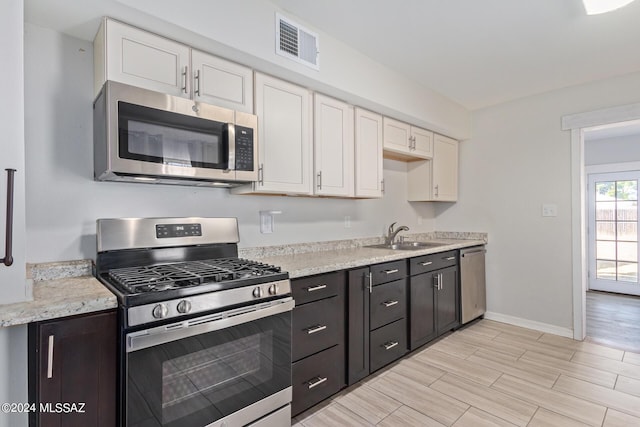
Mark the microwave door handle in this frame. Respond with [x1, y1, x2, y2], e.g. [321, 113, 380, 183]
[226, 123, 235, 173]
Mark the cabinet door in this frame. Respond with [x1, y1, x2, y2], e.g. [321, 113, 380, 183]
[433, 134, 459, 201]
[410, 126, 434, 159]
[409, 273, 437, 350]
[436, 266, 460, 334]
[347, 268, 370, 385]
[253, 73, 312, 195]
[0, 0, 27, 305]
[101, 19, 190, 97]
[382, 117, 411, 155]
[29, 310, 117, 427]
[354, 108, 383, 198]
[192, 49, 253, 113]
[314, 94, 354, 197]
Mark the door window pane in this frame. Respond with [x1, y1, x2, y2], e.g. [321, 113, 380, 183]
[617, 262, 638, 282]
[595, 182, 615, 201]
[596, 222, 616, 240]
[617, 242, 637, 262]
[617, 222, 638, 242]
[616, 180, 638, 200]
[596, 260, 616, 280]
[597, 241, 616, 260]
[596, 202, 616, 220]
[617, 201, 638, 221]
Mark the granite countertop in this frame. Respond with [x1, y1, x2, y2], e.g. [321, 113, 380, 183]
[250, 237, 486, 278]
[0, 232, 486, 327]
[0, 261, 117, 328]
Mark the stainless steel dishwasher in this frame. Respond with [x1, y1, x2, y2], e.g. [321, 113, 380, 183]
[460, 246, 487, 324]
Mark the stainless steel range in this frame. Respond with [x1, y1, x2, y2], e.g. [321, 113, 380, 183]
[95, 217, 293, 427]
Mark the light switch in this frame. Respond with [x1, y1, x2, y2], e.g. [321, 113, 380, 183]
[542, 204, 558, 217]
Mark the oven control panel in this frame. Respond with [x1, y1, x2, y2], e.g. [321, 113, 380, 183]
[156, 223, 202, 239]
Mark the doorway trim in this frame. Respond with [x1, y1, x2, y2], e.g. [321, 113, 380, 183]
[563, 102, 640, 340]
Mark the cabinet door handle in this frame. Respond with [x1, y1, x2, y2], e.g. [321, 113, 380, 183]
[181, 66, 188, 94]
[258, 163, 264, 185]
[1, 169, 16, 267]
[445, 256, 456, 261]
[439, 273, 443, 290]
[46, 335, 54, 379]
[433, 275, 439, 289]
[435, 184, 439, 198]
[306, 325, 327, 335]
[307, 284, 327, 292]
[383, 341, 399, 350]
[382, 269, 399, 275]
[419, 261, 433, 266]
[367, 272, 373, 294]
[383, 300, 399, 307]
[308, 376, 328, 389]
[194, 69, 201, 96]
[317, 171, 322, 190]
[381, 179, 385, 194]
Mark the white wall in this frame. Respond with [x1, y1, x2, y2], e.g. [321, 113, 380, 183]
[24, 24, 435, 263]
[585, 134, 640, 165]
[435, 71, 640, 331]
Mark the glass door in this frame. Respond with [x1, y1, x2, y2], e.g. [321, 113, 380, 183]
[588, 171, 640, 295]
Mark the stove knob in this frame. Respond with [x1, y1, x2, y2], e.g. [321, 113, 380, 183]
[152, 303, 168, 319]
[268, 284, 279, 295]
[177, 300, 192, 314]
[252, 287, 263, 298]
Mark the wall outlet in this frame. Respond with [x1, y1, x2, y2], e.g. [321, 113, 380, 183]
[542, 204, 558, 217]
[259, 210, 282, 233]
[344, 216, 351, 228]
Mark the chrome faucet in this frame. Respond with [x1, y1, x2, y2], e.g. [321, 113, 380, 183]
[386, 222, 410, 245]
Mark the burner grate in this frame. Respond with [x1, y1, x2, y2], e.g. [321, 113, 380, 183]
[107, 258, 281, 294]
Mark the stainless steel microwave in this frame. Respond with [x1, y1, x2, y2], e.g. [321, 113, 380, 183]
[93, 81, 258, 187]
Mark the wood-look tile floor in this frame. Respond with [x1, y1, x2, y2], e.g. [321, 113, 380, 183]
[292, 319, 640, 427]
[586, 291, 640, 354]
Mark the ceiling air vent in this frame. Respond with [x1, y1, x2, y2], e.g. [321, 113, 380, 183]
[275, 13, 319, 70]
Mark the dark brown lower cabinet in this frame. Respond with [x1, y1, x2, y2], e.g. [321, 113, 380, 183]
[346, 267, 370, 386]
[28, 310, 117, 427]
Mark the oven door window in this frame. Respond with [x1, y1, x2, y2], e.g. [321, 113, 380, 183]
[126, 311, 291, 427]
[118, 102, 228, 170]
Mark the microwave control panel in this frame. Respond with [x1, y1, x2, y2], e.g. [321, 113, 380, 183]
[235, 126, 254, 171]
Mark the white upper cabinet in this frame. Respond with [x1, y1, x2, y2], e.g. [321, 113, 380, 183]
[354, 108, 384, 198]
[383, 117, 433, 160]
[234, 73, 312, 195]
[94, 19, 253, 113]
[432, 134, 458, 201]
[314, 94, 354, 197]
[408, 134, 458, 202]
[95, 19, 190, 98]
[191, 50, 253, 113]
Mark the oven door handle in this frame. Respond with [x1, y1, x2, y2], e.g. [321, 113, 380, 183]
[126, 298, 294, 353]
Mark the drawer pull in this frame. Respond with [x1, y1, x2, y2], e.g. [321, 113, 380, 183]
[420, 261, 433, 266]
[307, 376, 328, 389]
[307, 325, 327, 335]
[383, 269, 399, 275]
[445, 256, 456, 261]
[383, 341, 399, 351]
[307, 284, 327, 292]
[382, 300, 399, 308]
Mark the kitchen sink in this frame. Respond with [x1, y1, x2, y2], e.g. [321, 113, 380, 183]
[366, 241, 448, 251]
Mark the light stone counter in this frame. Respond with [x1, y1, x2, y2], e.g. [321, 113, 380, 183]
[0, 261, 116, 327]
[246, 236, 487, 278]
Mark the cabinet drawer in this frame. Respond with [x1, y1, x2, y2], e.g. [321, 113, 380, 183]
[292, 271, 343, 305]
[371, 260, 407, 285]
[370, 318, 407, 372]
[410, 250, 458, 275]
[292, 345, 344, 416]
[292, 296, 342, 361]
[370, 279, 406, 330]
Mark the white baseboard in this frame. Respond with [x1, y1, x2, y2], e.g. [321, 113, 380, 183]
[483, 311, 574, 338]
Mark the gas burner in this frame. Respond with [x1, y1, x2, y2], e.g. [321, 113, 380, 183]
[108, 258, 283, 295]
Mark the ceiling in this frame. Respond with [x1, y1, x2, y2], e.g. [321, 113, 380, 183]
[269, 0, 640, 110]
[24, 0, 640, 111]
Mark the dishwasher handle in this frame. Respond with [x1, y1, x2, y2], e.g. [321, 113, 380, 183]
[461, 248, 486, 258]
